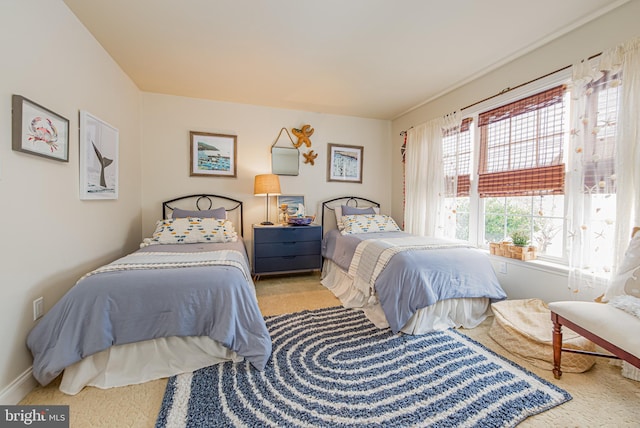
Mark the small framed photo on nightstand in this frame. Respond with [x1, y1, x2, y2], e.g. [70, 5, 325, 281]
[277, 195, 305, 223]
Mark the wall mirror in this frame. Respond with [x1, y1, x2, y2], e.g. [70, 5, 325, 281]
[271, 127, 299, 176]
[271, 146, 299, 176]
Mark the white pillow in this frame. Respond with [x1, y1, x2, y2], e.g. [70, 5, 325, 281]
[609, 295, 640, 319]
[146, 217, 237, 245]
[334, 205, 380, 230]
[341, 214, 401, 235]
[603, 233, 640, 301]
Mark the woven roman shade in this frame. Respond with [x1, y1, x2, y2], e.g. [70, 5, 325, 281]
[477, 85, 566, 198]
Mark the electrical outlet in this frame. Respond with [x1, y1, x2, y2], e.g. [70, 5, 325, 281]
[33, 297, 44, 321]
[498, 261, 507, 274]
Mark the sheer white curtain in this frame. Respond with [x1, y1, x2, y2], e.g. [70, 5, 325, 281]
[404, 114, 460, 236]
[567, 36, 640, 296]
[614, 37, 640, 262]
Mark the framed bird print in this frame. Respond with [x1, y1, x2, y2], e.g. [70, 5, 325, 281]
[12, 95, 69, 162]
[79, 110, 119, 200]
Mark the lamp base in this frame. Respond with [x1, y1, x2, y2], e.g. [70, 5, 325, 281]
[260, 221, 274, 225]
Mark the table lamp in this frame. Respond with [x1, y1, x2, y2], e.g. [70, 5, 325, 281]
[254, 174, 281, 225]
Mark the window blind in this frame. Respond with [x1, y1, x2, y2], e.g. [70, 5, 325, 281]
[477, 85, 566, 197]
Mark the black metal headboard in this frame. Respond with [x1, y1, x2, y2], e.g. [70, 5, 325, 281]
[162, 194, 244, 236]
[321, 196, 380, 233]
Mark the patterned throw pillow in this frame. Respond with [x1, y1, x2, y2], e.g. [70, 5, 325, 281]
[147, 217, 237, 245]
[334, 206, 380, 230]
[341, 214, 401, 235]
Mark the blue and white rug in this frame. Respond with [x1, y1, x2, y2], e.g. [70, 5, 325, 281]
[155, 306, 571, 427]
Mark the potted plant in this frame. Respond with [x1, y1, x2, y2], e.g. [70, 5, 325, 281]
[510, 230, 529, 247]
[508, 231, 537, 260]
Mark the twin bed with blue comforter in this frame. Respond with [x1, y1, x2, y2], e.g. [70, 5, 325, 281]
[321, 197, 507, 334]
[27, 195, 272, 395]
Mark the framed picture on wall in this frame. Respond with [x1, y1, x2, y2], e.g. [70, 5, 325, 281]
[190, 131, 237, 177]
[79, 110, 119, 200]
[11, 95, 69, 162]
[327, 143, 363, 183]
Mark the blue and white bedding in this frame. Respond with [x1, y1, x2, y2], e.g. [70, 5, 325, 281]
[27, 240, 272, 387]
[322, 230, 506, 333]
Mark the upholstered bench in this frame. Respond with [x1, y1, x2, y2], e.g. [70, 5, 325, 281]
[549, 301, 640, 379]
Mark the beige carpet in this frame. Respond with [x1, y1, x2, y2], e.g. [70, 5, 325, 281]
[21, 273, 640, 427]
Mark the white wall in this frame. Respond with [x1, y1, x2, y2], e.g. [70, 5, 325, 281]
[390, 1, 640, 302]
[0, 0, 141, 403]
[140, 93, 392, 259]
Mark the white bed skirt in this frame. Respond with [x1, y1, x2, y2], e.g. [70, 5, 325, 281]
[60, 336, 243, 395]
[321, 259, 491, 334]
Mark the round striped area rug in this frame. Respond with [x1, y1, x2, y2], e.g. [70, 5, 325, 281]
[156, 306, 570, 428]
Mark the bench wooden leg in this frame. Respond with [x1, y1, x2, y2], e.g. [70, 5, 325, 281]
[552, 313, 563, 379]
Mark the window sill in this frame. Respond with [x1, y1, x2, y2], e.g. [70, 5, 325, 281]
[486, 251, 570, 276]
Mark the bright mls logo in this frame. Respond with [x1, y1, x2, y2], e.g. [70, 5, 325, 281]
[0, 406, 68, 427]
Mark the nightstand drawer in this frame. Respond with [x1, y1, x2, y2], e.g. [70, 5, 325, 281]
[254, 255, 322, 273]
[254, 226, 321, 244]
[254, 241, 320, 257]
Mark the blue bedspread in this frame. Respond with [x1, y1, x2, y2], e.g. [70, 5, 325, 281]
[323, 230, 506, 333]
[27, 241, 272, 386]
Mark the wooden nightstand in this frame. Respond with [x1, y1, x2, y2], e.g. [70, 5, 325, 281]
[252, 224, 322, 277]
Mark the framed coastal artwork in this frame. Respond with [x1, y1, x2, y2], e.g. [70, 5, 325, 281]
[327, 143, 363, 183]
[277, 195, 305, 215]
[12, 95, 69, 162]
[79, 110, 119, 200]
[190, 131, 237, 177]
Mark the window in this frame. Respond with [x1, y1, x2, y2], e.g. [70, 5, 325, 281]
[431, 73, 622, 266]
[566, 69, 621, 274]
[442, 118, 472, 240]
[484, 195, 565, 257]
[477, 85, 567, 258]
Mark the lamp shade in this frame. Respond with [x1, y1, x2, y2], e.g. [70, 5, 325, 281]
[254, 174, 281, 196]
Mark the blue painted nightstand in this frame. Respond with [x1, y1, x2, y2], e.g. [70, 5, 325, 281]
[252, 224, 322, 277]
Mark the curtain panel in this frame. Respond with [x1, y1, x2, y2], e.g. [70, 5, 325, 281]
[567, 36, 640, 296]
[404, 114, 460, 237]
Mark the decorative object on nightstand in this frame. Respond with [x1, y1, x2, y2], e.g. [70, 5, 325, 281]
[278, 204, 288, 224]
[254, 174, 281, 225]
[287, 216, 314, 226]
[252, 223, 322, 277]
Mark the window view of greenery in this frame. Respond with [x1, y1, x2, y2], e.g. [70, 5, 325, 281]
[484, 195, 564, 258]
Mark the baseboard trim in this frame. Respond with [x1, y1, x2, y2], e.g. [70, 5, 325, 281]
[0, 367, 37, 405]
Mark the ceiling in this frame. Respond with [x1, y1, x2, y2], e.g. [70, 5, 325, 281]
[63, 0, 627, 120]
